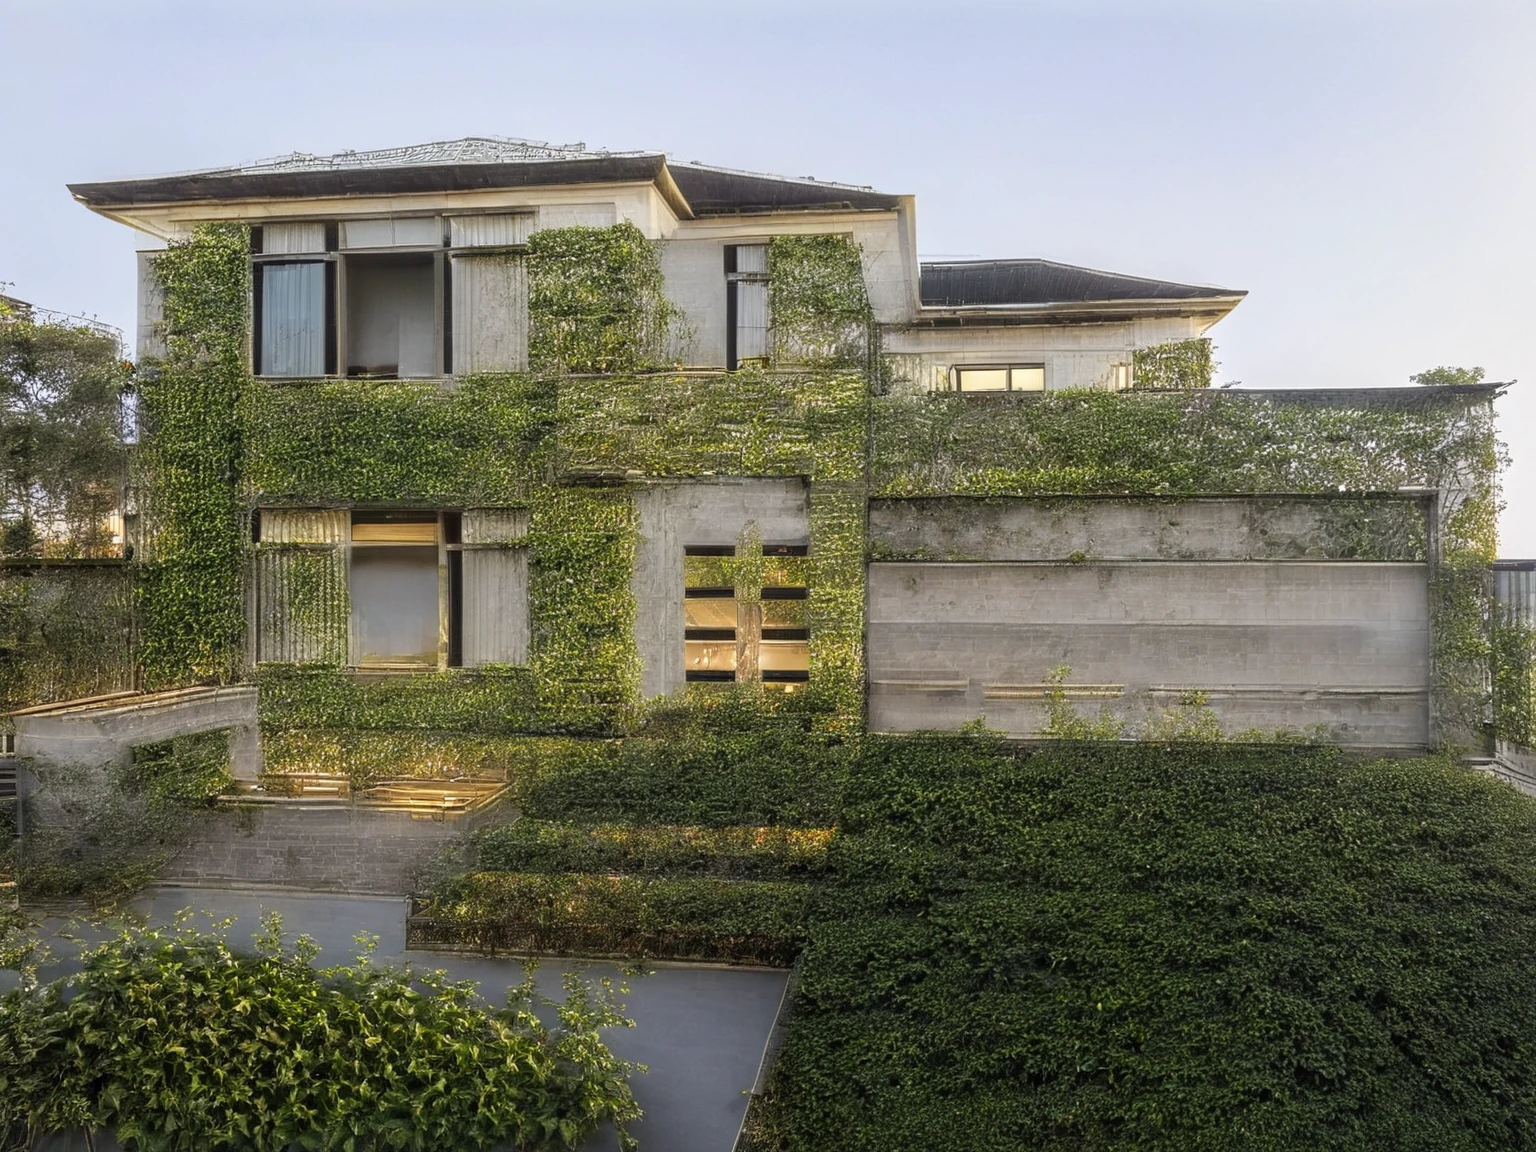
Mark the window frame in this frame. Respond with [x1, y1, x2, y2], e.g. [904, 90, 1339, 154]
[948, 363, 1048, 393]
[250, 214, 533, 380]
[724, 243, 771, 371]
[683, 542, 810, 687]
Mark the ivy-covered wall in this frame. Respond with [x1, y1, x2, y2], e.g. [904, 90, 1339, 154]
[870, 386, 1502, 743]
[129, 222, 1507, 759]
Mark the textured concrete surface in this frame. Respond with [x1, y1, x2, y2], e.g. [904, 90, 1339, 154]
[868, 559, 1432, 747]
[632, 478, 810, 699]
[162, 801, 504, 895]
[869, 494, 1430, 562]
[23, 887, 786, 1152]
[14, 686, 262, 788]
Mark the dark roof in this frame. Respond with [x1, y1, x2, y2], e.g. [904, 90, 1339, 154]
[667, 164, 902, 215]
[920, 259, 1244, 308]
[69, 154, 691, 214]
[67, 138, 905, 219]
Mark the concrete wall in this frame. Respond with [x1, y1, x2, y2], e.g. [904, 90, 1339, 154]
[866, 496, 1434, 749]
[883, 313, 1212, 394]
[632, 479, 810, 699]
[659, 209, 915, 368]
[14, 687, 262, 786]
[870, 495, 1429, 562]
[162, 802, 502, 895]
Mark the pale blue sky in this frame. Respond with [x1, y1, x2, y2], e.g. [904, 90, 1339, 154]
[3, 0, 1532, 553]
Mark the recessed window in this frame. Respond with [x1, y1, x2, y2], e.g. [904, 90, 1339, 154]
[725, 244, 770, 370]
[350, 512, 441, 668]
[344, 253, 437, 378]
[251, 215, 532, 379]
[951, 364, 1046, 393]
[684, 543, 810, 687]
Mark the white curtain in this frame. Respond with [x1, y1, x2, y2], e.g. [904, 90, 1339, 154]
[261, 262, 325, 377]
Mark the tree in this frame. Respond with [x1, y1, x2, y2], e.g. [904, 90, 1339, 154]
[1411, 365, 1485, 387]
[0, 318, 129, 557]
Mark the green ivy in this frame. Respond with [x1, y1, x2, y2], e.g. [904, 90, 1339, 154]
[420, 871, 810, 965]
[768, 235, 873, 369]
[139, 223, 250, 687]
[469, 821, 832, 879]
[242, 373, 548, 504]
[1131, 336, 1214, 389]
[0, 567, 134, 722]
[767, 735, 1536, 1151]
[19, 730, 231, 905]
[527, 223, 681, 373]
[1493, 606, 1536, 748]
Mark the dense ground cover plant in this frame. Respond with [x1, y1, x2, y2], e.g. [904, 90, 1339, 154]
[471, 821, 831, 880]
[421, 872, 809, 966]
[0, 915, 641, 1151]
[763, 736, 1536, 1151]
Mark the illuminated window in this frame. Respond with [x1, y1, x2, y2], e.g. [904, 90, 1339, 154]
[951, 364, 1045, 392]
[684, 543, 809, 687]
[1111, 363, 1133, 391]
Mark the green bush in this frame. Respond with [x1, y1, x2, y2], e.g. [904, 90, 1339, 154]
[512, 731, 850, 828]
[770, 737, 1536, 1151]
[472, 821, 833, 879]
[422, 872, 810, 966]
[0, 915, 640, 1151]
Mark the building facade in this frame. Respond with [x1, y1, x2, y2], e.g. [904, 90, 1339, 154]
[65, 137, 1503, 762]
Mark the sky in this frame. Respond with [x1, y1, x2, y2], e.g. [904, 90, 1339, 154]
[2, 0, 1532, 553]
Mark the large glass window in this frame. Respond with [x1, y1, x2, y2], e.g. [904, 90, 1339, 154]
[951, 364, 1046, 392]
[252, 215, 532, 379]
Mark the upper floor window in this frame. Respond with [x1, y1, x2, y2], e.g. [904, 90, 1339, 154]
[251, 215, 531, 379]
[950, 364, 1046, 393]
[725, 244, 769, 370]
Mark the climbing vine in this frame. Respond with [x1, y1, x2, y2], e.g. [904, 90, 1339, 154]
[139, 222, 250, 687]
[768, 235, 873, 369]
[526, 223, 682, 373]
[1131, 336, 1213, 389]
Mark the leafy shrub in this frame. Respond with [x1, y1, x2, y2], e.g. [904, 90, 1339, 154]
[770, 737, 1536, 1151]
[421, 872, 810, 966]
[512, 731, 850, 828]
[472, 821, 833, 880]
[0, 915, 640, 1151]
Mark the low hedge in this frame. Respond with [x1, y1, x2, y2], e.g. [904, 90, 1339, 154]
[419, 872, 811, 966]
[511, 732, 850, 828]
[768, 737, 1536, 1151]
[472, 821, 833, 879]
[0, 916, 640, 1151]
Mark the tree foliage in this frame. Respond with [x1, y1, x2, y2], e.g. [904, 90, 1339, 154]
[1411, 365, 1485, 387]
[0, 318, 128, 557]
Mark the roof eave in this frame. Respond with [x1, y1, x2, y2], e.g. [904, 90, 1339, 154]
[908, 294, 1247, 326]
[67, 153, 692, 215]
